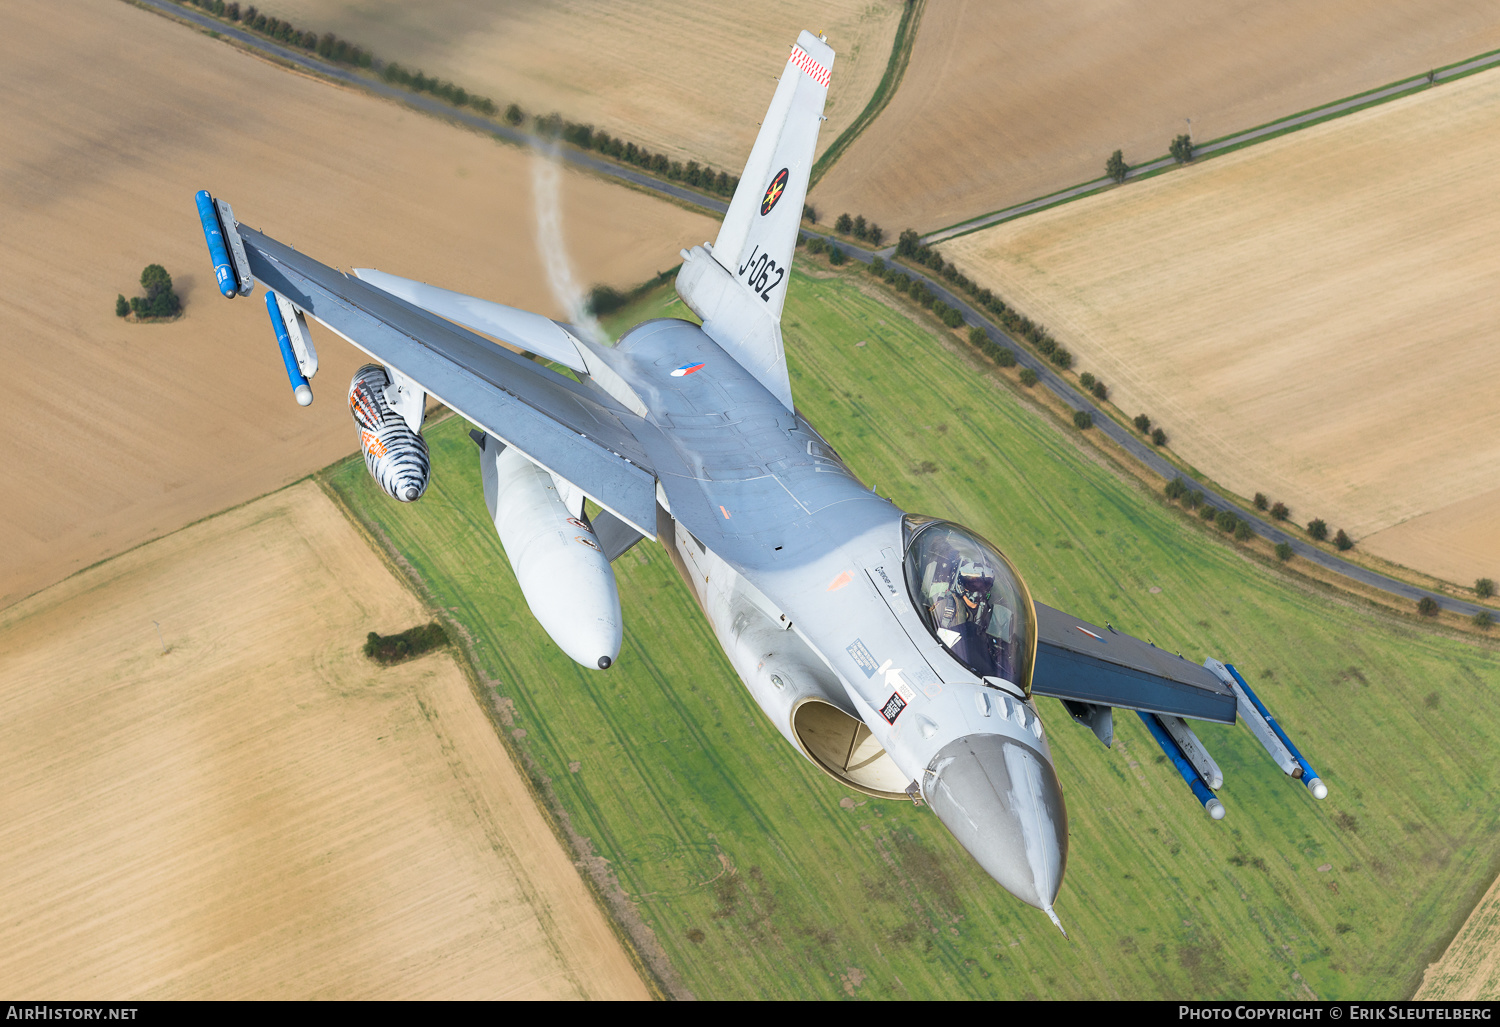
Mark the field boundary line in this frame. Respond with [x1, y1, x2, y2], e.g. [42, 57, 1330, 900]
[923, 49, 1500, 245]
[808, 0, 926, 189]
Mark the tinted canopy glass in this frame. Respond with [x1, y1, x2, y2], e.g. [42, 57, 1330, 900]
[903, 519, 1036, 695]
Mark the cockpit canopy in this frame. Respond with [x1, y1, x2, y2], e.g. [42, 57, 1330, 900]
[903, 517, 1037, 696]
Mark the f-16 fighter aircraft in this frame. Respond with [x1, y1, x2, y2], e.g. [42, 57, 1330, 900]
[195, 31, 1325, 932]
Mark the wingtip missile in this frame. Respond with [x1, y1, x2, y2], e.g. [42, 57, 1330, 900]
[1206, 660, 1328, 800]
[194, 190, 239, 299]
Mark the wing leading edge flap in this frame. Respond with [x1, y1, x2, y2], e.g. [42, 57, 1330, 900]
[1030, 602, 1237, 724]
[238, 225, 659, 537]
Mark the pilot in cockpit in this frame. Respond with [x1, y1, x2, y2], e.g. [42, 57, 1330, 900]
[924, 551, 1016, 680]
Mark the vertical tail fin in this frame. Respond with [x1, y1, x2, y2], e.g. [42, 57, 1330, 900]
[676, 31, 834, 410]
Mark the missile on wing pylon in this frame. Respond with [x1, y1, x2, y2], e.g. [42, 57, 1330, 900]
[1159, 713, 1224, 790]
[473, 432, 622, 671]
[265, 291, 314, 406]
[1138, 710, 1226, 820]
[1205, 658, 1327, 799]
[193, 190, 253, 298]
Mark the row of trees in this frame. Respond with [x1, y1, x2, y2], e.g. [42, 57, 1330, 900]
[830, 213, 886, 247]
[1164, 479, 1255, 541]
[1132, 413, 1168, 448]
[180, 1, 372, 67]
[382, 63, 497, 115]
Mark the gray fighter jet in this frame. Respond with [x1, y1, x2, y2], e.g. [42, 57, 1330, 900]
[195, 31, 1325, 931]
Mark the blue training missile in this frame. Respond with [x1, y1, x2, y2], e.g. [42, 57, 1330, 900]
[266, 290, 313, 406]
[1138, 710, 1226, 820]
[195, 190, 238, 298]
[1225, 663, 1327, 798]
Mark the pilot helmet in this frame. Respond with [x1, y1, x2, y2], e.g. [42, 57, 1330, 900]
[955, 559, 995, 607]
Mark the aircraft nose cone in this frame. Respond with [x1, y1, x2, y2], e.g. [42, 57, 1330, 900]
[925, 733, 1068, 909]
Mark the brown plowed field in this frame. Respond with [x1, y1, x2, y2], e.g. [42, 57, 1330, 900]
[1415, 870, 1500, 999]
[0, 480, 648, 998]
[810, 0, 1500, 233]
[0, 0, 715, 610]
[939, 67, 1500, 587]
[253, 0, 905, 172]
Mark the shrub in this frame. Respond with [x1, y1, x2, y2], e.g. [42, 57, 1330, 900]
[131, 264, 180, 318]
[1185, 490, 1203, 510]
[1474, 611, 1494, 630]
[940, 307, 964, 329]
[827, 244, 846, 266]
[585, 285, 626, 316]
[1200, 503, 1219, 521]
[1164, 478, 1186, 500]
[1270, 501, 1289, 521]
[1170, 133, 1194, 163]
[1134, 413, 1151, 433]
[968, 325, 987, 347]
[364, 621, 449, 664]
[1106, 149, 1128, 183]
[1334, 529, 1353, 551]
[835, 213, 853, 234]
[1019, 368, 1038, 387]
[1151, 427, 1167, 446]
[806, 237, 826, 255]
[1416, 596, 1440, 617]
[1073, 410, 1093, 430]
[115, 294, 129, 317]
[1234, 520, 1254, 542]
[1306, 519, 1328, 542]
[1275, 542, 1293, 561]
[1216, 509, 1238, 532]
[1079, 372, 1095, 391]
[993, 347, 1016, 368]
[1254, 492, 1268, 511]
[504, 103, 524, 126]
[1476, 578, 1496, 599]
[1091, 380, 1108, 401]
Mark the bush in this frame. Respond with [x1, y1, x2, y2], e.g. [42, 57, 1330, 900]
[1473, 611, 1494, 630]
[1234, 520, 1254, 542]
[1216, 509, 1238, 532]
[1270, 501, 1289, 521]
[1185, 491, 1203, 510]
[1134, 413, 1151, 433]
[1200, 503, 1219, 521]
[585, 285, 626, 316]
[1416, 597, 1440, 617]
[1254, 492, 1268, 511]
[1106, 149, 1128, 183]
[1019, 368, 1038, 387]
[504, 103, 524, 126]
[1170, 133, 1194, 163]
[1275, 542, 1294, 562]
[1091, 380, 1108, 401]
[827, 244, 846, 266]
[803, 204, 817, 223]
[1079, 372, 1095, 391]
[1476, 578, 1496, 599]
[968, 325, 987, 347]
[129, 264, 180, 318]
[940, 307, 964, 329]
[835, 213, 853, 234]
[115, 294, 129, 317]
[1334, 529, 1353, 551]
[1307, 519, 1328, 542]
[1073, 410, 1093, 430]
[1164, 478, 1187, 500]
[806, 237, 826, 255]
[364, 621, 449, 664]
[1151, 427, 1167, 447]
[993, 347, 1015, 368]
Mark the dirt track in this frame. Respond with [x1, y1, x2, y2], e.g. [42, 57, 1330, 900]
[0, 480, 647, 998]
[0, 0, 715, 610]
[940, 67, 1500, 587]
[811, 0, 1500, 233]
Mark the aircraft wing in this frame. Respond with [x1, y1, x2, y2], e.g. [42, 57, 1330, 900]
[1030, 602, 1237, 724]
[238, 225, 660, 537]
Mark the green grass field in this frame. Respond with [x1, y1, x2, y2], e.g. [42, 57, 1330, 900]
[325, 269, 1500, 999]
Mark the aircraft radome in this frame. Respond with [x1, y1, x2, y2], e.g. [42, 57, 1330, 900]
[194, 31, 1325, 931]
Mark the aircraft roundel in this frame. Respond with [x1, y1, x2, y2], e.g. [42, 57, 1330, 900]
[760, 168, 790, 216]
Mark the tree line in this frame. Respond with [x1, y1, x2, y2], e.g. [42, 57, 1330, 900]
[179, 1, 372, 67]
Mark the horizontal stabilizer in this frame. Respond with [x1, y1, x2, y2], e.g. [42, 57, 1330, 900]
[1031, 603, 1237, 723]
[354, 268, 588, 374]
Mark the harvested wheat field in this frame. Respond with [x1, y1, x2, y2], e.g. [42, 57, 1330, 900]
[811, 0, 1500, 232]
[253, 0, 905, 173]
[0, 479, 647, 999]
[939, 67, 1500, 586]
[1416, 870, 1500, 1000]
[0, 0, 715, 610]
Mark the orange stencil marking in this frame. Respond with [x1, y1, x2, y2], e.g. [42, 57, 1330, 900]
[720, 505, 732, 519]
[826, 571, 853, 592]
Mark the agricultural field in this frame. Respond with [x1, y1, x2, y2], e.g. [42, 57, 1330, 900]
[0, 0, 714, 610]
[0, 481, 646, 999]
[329, 268, 1500, 999]
[245, 0, 906, 174]
[939, 66, 1500, 588]
[809, 0, 1500, 233]
[1416, 871, 1500, 1000]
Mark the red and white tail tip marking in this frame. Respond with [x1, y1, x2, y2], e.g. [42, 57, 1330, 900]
[789, 45, 831, 88]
